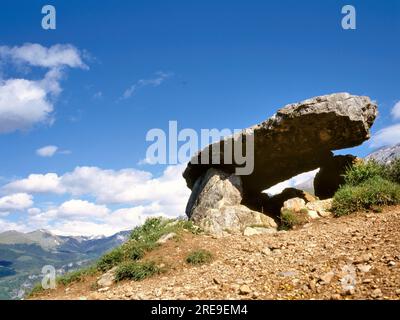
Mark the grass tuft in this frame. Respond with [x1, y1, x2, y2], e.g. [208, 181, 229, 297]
[114, 261, 161, 282]
[280, 209, 305, 230]
[186, 249, 213, 265]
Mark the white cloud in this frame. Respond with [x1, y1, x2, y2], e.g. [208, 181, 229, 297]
[22, 201, 171, 236]
[62, 164, 189, 206]
[50, 204, 168, 236]
[0, 219, 28, 233]
[0, 78, 53, 133]
[5, 164, 190, 207]
[57, 200, 110, 218]
[0, 43, 86, 134]
[4, 173, 64, 194]
[0, 43, 87, 69]
[370, 124, 400, 149]
[1, 165, 190, 236]
[391, 101, 400, 120]
[122, 71, 172, 99]
[36, 145, 58, 157]
[27, 208, 41, 215]
[49, 220, 121, 237]
[0, 193, 33, 212]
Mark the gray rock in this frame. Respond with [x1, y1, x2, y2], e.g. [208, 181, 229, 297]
[306, 199, 333, 217]
[183, 93, 377, 194]
[357, 264, 372, 273]
[97, 267, 117, 288]
[319, 271, 335, 284]
[187, 168, 277, 236]
[279, 270, 297, 277]
[243, 226, 277, 236]
[156, 232, 177, 244]
[281, 198, 306, 213]
[239, 284, 252, 295]
[371, 288, 383, 298]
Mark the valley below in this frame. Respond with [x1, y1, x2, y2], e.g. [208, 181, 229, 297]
[0, 230, 130, 299]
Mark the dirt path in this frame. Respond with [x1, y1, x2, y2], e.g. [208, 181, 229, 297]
[33, 206, 400, 300]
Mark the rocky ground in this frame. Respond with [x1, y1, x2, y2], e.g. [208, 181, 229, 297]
[33, 206, 400, 300]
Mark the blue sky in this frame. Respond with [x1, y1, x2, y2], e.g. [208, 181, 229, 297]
[0, 0, 399, 235]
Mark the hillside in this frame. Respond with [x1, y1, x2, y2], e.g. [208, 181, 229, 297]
[0, 230, 130, 300]
[31, 206, 400, 300]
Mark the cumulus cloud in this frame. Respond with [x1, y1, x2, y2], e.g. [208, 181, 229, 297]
[0, 78, 53, 133]
[4, 164, 190, 208]
[0, 43, 86, 69]
[4, 173, 64, 194]
[391, 101, 400, 120]
[57, 200, 110, 219]
[1, 165, 190, 236]
[23, 200, 172, 236]
[122, 71, 172, 99]
[0, 193, 33, 212]
[49, 220, 122, 237]
[47, 204, 169, 236]
[0, 43, 86, 134]
[36, 145, 58, 157]
[0, 219, 28, 233]
[369, 124, 400, 149]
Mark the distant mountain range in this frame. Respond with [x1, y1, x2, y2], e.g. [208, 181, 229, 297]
[0, 229, 130, 300]
[365, 143, 400, 164]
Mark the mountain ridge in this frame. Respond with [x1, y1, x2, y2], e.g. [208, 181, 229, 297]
[0, 229, 131, 300]
[365, 143, 400, 164]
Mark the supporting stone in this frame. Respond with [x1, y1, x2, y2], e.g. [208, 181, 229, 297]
[186, 168, 277, 236]
[314, 155, 357, 199]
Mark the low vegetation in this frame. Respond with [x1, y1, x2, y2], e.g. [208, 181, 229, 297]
[114, 261, 161, 282]
[279, 209, 307, 230]
[186, 249, 213, 265]
[386, 159, 400, 184]
[57, 266, 98, 286]
[97, 217, 201, 273]
[332, 159, 400, 216]
[28, 217, 202, 296]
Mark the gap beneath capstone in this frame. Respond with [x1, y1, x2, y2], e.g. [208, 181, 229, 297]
[241, 169, 320, 218]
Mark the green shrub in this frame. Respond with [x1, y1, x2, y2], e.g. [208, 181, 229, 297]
[386, 158, 400, 184]
[130, 217, 201, 243]
[344, 160, 386, 186]
[114, 261, 160, 282]
[130, 217, 166, 242]
[125, 243, 146, 261]
[332, 176, 400, 216]
[186, 249, 213, 265]
[97, 247, 124, 272]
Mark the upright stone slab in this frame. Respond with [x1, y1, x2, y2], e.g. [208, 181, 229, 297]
[187, 168, 277, 236]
